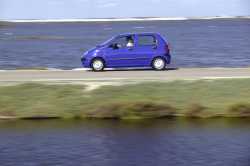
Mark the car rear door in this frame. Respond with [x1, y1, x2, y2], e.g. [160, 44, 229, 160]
[133, 35, 158, 66]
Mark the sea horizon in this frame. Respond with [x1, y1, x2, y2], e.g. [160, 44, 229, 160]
[1, 15, 250, 23]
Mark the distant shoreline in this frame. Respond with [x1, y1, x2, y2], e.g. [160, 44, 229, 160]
[1, 16, 250, 23]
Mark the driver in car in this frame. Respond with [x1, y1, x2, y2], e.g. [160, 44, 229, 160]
[126, 36, 134, 47]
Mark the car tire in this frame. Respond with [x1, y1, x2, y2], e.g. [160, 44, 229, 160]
[91, 58, 105, 71]
[152, 57, 166, 70]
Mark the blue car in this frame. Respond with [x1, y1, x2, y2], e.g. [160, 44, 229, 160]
[81, 33, 171, 71]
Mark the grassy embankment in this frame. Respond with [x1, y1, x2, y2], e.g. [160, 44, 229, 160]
[0, 21, 12, 28]
[0, 79, 250, 119]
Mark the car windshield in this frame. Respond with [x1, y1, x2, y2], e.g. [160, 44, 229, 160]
[98, 37, 115, 46]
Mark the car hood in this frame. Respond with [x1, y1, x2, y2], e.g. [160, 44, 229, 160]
[84, 45, 105, 56]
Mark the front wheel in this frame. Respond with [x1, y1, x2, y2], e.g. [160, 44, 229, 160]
[152, 57, 166, 70]
[91, 58, 105, 71]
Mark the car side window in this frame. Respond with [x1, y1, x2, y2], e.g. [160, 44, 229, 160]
[110, 35, 134, 49]
[138, 35, 156, 46]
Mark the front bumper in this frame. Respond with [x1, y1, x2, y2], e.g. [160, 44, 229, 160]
[81, 57, 91, 68]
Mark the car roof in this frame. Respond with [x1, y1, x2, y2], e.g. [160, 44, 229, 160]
[118, 32, 160, 37]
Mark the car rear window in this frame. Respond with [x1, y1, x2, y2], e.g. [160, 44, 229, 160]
[138, 35, 156, 46]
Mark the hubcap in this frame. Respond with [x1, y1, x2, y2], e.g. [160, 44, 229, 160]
[93, 60, 103, 70]
[154, 58, 165, 70]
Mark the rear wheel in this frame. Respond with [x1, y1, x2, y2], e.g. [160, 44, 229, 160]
[152, 57, 166, 70]
[91, 58, 105, 71]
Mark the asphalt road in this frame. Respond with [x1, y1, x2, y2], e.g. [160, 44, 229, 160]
[0, 68, 250, 84]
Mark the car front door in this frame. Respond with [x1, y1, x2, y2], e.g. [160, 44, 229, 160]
[104, 35, 139, 68]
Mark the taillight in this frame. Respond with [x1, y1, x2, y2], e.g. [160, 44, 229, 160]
[165, 44, 170, 54]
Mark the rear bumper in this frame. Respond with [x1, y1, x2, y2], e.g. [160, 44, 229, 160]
[165, 54, 171, 64]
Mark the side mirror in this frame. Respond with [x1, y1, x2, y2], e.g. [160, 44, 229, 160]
[109, 43, 115, 48]
[127, 45, 133, 50]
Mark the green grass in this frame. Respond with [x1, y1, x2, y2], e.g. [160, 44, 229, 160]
[0, 21, 12, 28]
[0, 79, 250, 119]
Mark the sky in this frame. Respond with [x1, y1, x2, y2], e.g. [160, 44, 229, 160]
[0, 0, 250, 19]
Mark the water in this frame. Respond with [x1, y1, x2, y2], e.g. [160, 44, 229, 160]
[0, 119, 250, 166]
[0, 19, 250, 69]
